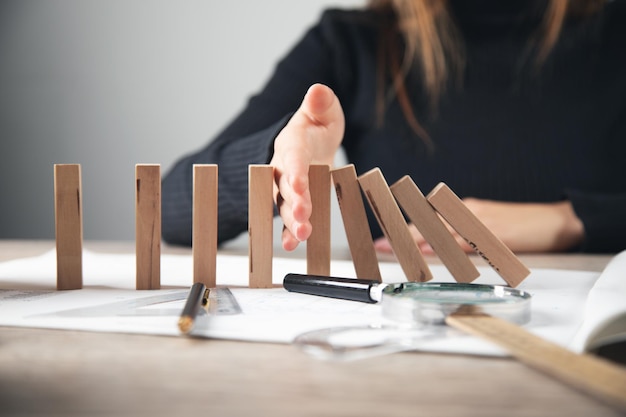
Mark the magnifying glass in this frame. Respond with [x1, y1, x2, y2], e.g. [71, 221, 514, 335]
[283, 273, 531, 360]
[284, 274, 626, 411]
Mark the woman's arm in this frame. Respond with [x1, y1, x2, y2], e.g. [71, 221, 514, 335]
[161, 11, 353, 246]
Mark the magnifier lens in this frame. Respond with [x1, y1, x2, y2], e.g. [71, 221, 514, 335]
[382, 283, 531, 326]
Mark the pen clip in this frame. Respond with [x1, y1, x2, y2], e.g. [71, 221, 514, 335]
[201, 288, 211, 313]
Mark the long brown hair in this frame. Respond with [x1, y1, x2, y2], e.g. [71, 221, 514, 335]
[369, 0, 606, 148]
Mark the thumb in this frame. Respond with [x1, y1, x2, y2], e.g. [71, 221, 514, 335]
[299, 83, 344, 130]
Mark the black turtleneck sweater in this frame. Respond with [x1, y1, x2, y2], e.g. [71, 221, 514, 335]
[162, 1, 626, 253]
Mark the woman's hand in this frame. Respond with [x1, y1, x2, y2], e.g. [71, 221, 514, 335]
[269, 84, 345, 251]
[374, 199, 585, 254]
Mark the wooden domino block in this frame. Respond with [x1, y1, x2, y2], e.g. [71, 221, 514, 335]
[307, 164, 331, 276]
[390, 176, 480, 283]
[357, 168, 432, 282]
[248, 165, 274, 288]
[54, 164, 83, 290]
[135, 164, 161, 290]
[192, 164, 218, 287]
[427, 182, 530, 287]
[331, 164, 381, 281]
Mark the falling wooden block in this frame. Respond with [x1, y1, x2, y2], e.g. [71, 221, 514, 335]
[135, 164, 161, 290]
[248, 165, 274, 288]
[192, 164, 218, 287]
[357, 168, 432, 282]
[427, 182, 530, 287]
[307, 164, 331, 276]
[331, 164, 381, 281]
[390, 176, 480, 283]
[54, 164, 83, 290]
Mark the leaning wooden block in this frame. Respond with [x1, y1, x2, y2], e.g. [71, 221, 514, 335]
[135, 164, 161, 290]
[193, 164, 218, 287]
[427, 182, 530, 287]
[54, 164, 83, 290]
[331, 164, 381, 281]
[391, 176, 480, 283]
[248, 165, 274, 288]
[357, 168, 432, 282]
[307, 164, 331, 276]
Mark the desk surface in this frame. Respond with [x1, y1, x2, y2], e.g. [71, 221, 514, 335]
[0, 240, 621, 417]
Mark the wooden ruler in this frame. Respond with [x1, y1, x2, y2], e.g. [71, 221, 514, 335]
[446, 312, 626, 412]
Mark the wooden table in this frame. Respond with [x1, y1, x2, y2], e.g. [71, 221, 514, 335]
[0, 240, 621, 417]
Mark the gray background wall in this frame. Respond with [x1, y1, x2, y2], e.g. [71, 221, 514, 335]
[0, 0, 364, 247]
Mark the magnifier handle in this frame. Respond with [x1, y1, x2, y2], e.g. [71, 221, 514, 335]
[283, 273, 379, 303]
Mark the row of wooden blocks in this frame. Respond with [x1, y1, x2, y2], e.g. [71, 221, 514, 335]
[331, 165, 528, 287]
[53, 163, 529, 291]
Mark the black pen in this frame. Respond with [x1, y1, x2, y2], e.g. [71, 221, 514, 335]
[178, 282, 210, 334]
[283, 273, 387, 303]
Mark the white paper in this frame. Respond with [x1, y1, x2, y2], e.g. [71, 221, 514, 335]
[0, 249, 622, 357]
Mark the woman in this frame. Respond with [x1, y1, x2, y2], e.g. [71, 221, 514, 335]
[162, 0, 626, 254]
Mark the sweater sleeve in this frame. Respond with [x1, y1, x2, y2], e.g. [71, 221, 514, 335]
[566, 82, 626, 254]
[161, 117, 290, 246]
[568, 190, 626, 253]
[161, 11, 343, 246]
[566, 104, 626, 253]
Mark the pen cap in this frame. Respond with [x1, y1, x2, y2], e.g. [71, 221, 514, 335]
[283, 274, 378, 303]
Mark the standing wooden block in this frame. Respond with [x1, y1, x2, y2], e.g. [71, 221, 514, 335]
[331, 165, 381, 281]
[135, 164, 161, 290]
[357, 168, 432, 282]
[390, 176, 480, 283]
[54, 164, 83, 290]
[307, 164, 331, 276]
[193, 164, 218, 287]
[427, 182, 530, 287]
[248, 165, 273, 288]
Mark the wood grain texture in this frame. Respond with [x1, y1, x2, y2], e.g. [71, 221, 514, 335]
[192, 164, 218, 287]
[427, 182, 530, 287]
[447, 313, 626, 413]
[307, 164, 331, 276]
[54, 164, 83, 290]
[135, 164, 161, 290]
[331, 164, 381, 280]
[0, 243, 618, 417]
[1, 324, 620, 417]
[391, 176, 479, 283]
[357, 168, 432, 282]
[248, 165, 273, 288]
